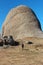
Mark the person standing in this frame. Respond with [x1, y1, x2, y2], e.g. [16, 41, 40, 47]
[22, 43, 24, 50]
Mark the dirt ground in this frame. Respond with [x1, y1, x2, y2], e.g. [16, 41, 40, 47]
[0, 37, 43, 65]
[0, 46, 43, 65]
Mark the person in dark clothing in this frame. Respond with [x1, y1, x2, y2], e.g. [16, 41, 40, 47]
[22, 43, 24, 49]
[4, 39, 7, 45]
[3, 36, 8, 45]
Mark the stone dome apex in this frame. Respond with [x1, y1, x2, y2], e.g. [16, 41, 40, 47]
[3, 5, 41, 30]
[3, 5, 31, 25]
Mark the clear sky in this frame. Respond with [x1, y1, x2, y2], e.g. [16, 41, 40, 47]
[0, 0, 43, 33]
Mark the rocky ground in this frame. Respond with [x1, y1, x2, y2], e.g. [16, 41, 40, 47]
[0, 37, 43, 65]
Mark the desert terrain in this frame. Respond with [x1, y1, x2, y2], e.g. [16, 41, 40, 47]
[0, 37, 43, 65]
[2, 5, 43, 65]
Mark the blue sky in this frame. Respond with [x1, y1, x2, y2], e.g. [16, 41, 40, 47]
[0, 0, 43, 33]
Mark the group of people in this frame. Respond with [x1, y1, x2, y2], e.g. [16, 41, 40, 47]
[0, 35, 25, 49]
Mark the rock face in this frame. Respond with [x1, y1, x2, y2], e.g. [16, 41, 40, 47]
[2, 5, 43, 40]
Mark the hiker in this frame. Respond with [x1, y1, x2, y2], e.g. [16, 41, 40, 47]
[4, 39, 7, 45]
[22, 43, 24, 49]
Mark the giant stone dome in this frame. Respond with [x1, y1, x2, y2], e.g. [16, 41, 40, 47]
[2, 5, 43, 40]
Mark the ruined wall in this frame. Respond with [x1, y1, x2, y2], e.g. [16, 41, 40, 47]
[2, 5, 43, 40]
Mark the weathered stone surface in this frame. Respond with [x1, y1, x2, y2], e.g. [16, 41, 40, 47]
[2, 5, 43, 40]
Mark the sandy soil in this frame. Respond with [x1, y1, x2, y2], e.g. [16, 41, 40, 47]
[0, 37, 43, 65]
